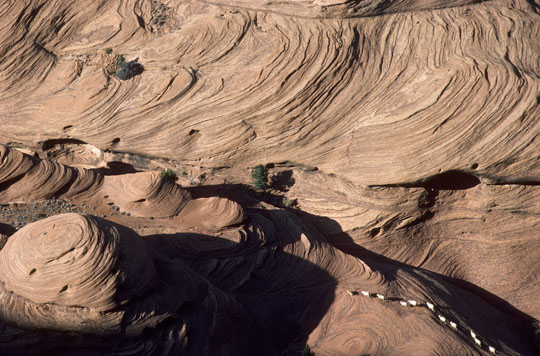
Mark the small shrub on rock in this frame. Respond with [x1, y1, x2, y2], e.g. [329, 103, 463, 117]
[117, 54, 125, 65]
[302, 344, 315, 356]
[160, 169, 177, 181]
[251, 164, 268, 190]
[114, 55, 144, 81]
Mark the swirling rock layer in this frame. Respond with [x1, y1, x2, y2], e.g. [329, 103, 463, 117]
[1, 0, 539, 186]
[0, 145, 102, 202]
[177, 196, 246, 229]
[285, 168, 540, 320]
[101, 171, 191, 218]
[0, 213, 158, 311]
[1, 0, 540, 355]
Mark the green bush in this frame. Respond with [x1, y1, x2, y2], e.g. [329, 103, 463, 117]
[117, 54, 125, 65]
[113, 54, 144, 81]
[116, 60, 143, 80]
[160, 169, 177, 181]
[251, 164, 268, 190]
[302, 344, 315, 356]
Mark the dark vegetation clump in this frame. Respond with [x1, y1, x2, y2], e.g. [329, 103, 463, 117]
[104, 47, 113, 54]
[115, 55, 144, 81]
[302, 344, 315, 356]
[251, 164, 269, 190]
[160, 169, 177, 181]
[150, 0, 169, 27]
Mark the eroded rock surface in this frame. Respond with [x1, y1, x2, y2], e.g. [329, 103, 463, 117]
[1, 0, 539, 185]
[101, 171, 191, 218]
[1, 0, 540, 355]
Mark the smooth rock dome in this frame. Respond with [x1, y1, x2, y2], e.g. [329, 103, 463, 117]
[102, 171, 191, 218]
[0, 213, 158, 312]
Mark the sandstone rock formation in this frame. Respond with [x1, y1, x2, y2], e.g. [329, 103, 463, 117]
[0, 145, 102, 202]
[101, 171, 191, 217]
[2, 0, 540, 186]
[177, 196, 246, 229]
[1, 0, 540, 355]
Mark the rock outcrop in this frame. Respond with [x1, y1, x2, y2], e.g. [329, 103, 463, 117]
[0, 145, 102, 202]
[1, 0, 540, 355]
[1, 0, 539, 186]
[101, 171, 191, 218]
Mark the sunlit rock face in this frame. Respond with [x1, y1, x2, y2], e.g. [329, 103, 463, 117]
[0, 213, 158, 312]
[101, 171, 192, 217]
[0, 149, 538, 355]
[1, 0, 540, 355]
[1, 0, 539, 186]
[0, 145, 102, 202]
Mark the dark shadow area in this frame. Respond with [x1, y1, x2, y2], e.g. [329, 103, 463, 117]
[187, 183, 260, 206]
[136, 15, 145, 29]
[40, 138, 87, 151]
[144, 232, 241, 258]
[95, 161, 139, 176]
[0, 223, 15, 238]
[142, 215, 337, 355]
[271, 169, 295, 191]
[115, 61, 144, 81]
[130, 62, 144, 76]
[186, 182, 298, 211]
[0, 173, 27, 194]
[378, 170, 481, 191]
[420, 170, 480, 190]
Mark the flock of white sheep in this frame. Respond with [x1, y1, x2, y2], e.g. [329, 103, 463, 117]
[346, 289, 498, 354]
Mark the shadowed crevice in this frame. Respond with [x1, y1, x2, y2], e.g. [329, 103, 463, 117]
[95, 162, 140, 176]
[41, 138, 87, 151]
[375, 170, 481, 191]
[420, 170, 481, 190]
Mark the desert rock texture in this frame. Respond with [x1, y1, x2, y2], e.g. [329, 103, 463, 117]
[1, 0, 540, 355]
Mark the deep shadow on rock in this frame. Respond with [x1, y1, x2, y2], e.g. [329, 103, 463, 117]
[0, 209, 336, 356]
[1, 164, 540, 355]
[301, 210, 540, 356]
[95, 161, 140, 176]
[0, 222, 15, 237]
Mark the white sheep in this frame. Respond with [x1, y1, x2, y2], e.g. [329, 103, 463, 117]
[470, 330, 476, 338]
[346, 290, 357, 296]
[449, 321, 457, 330]
[488, 346, 496, 354]
[425, 302, 435, 311]
[361, 290, 370, 297]
[474, 338, 481, 347]
[438, 315, 446, 323]
[376, 294, 385, 301]
[408, 300, 417, 307]
[400, 301, 408, 306]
